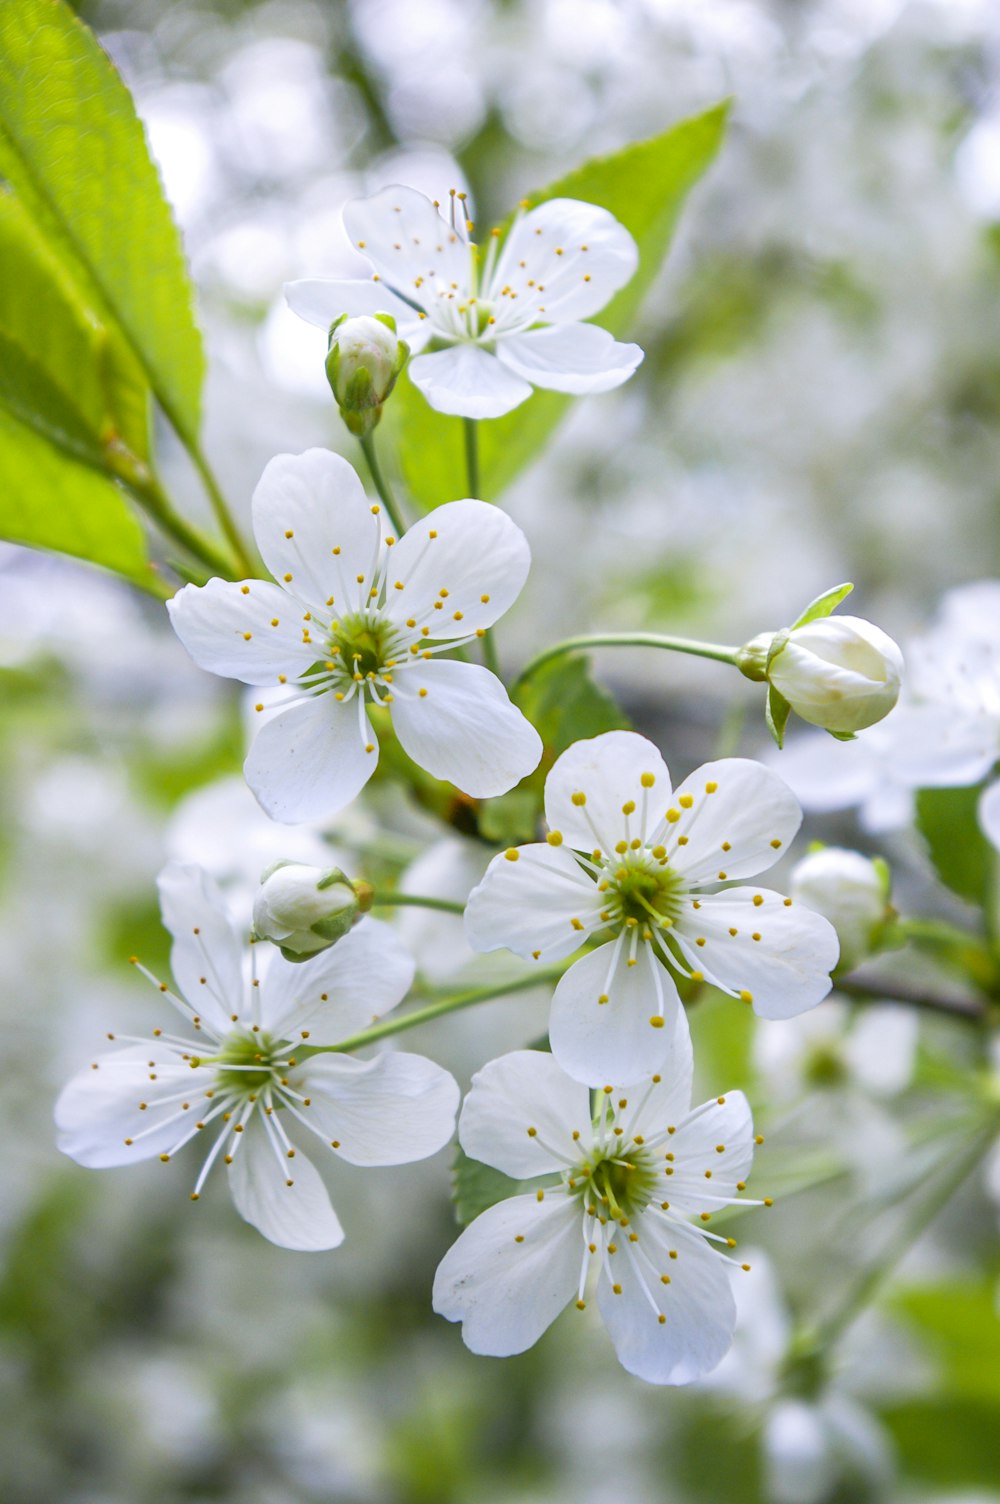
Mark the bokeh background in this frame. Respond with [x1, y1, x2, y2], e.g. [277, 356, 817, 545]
[2, 0, 1000, 1499]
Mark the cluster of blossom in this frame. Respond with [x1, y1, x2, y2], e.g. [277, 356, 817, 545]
[56, 185, 906, 1386]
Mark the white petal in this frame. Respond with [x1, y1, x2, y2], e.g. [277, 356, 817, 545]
[260, 918, 414, 1042]
[390, 659, 541, 797]
[252, 449, 379, 614]
[464, 844, 604, 964]
[283, 277, 426, 348]
[408, 346, 532, 419]
[342, 185, 471, 305]
[843, 1005, 918, 1095]
[665, 758, 803, 884]
[768, 731, 884, 814]
[497, 323, 642, 395]
[978, 780, 1000, 852]
[459, 1049, 592, 1178]
[300, 1052, 458, 1165]
[244, 693, 377, 824]
[764, 1401, 836, 1504]
[157, 862, 244, 1033]
[545, 731, 673, 856]
[432, 1192, 581, 1356]
[382, 500, 530, 638]
[887, 704, 998, 788]
[167, 578, 312, 687]
[227, 1118, 344, 1251]
[598, 1217, 736, 1384]
[653, 1092, 755, 1216]
[55, 1044, 195, 1168]
[620, 1015, 695, 1136]
[549, 941, 683, 1087]
[675, 888, 838, 1019]
[491, 198, 638, 324]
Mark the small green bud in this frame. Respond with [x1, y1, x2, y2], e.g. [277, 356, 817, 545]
[253, 861, 370, 962]
[325, 313, 409, 437]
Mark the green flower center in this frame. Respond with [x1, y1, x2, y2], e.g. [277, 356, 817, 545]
[214, 1030, 284, 1095]
[607, 854, 686, 929]
[572, 1144, 660, 1220]
[329, 613, 396, 680]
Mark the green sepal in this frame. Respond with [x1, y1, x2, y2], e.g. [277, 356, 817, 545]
[451, 1145, 549, 1227]
[826, 729, 857, 742]
[791, 581, 854, 630]
[765, 683, 792, 748]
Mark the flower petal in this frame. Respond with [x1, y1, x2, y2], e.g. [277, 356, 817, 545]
[652, 1092, 755, 1216]
[979, 779, 1000, 852]
[491, 198, 638, 324]
[549, 940, 683, 1087]
[432, 1192, 581, 1356]
[260, 918, 414, 1042]
[618, 1019, 695, 1136]
[464, 843, 604, 964]
[665, 758, 803, 884]
[598, 1217, 736, 1384]
[382, 500, 531, 638]
[167, 578, 312, 687]
[459, 1049, 592, 1178]
[390, 659, 541, 797]
[298, 1052, 458, 1165]
[497, 324, 642, 395]
[227, 1118, 344, 1251]
[244, 693, 377, 824]
[284, 277, 428, 349]
[342, 185, 471, 305]
[157, 862, 244, 1034]
[674, 887, 838, 1019]
[545, 731, 672, 856]
[252, 449, 380, 614]
[55, 1044, 195, 1168]
[887, 704, 998, 788]
[408, 346, 532, 419]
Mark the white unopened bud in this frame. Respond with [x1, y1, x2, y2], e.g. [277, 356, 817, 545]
[253, 862, 373, 961]
[325, 314, 408, 436]
[766, 617, 902, 734]
[790, 847, 891, 971]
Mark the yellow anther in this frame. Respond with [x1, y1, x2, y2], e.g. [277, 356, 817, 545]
[622, 800, 636, 815]
[652, 845, 666, 860]
[571, 791, 586, 806]
[546, 830, 563, 846]
[666, 808, 680, 823]
[504, 848, 520, 862]
[679, 794, 694, 809]
[770, 838, 783, 849]
[705, 781, 718, 793]
[284, 529, 294, 539]
[740, 990, 753, 1004]
[240, 585, 250, 595]
[649, 1016, 664, 1029]
[753, 894, 764, 907]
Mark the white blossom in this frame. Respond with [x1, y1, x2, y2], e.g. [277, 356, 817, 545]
[55, 863, 459, 1250]
[465, 730, 838, 1086]
[432, 1020, 760, 1384]
[253, 861, 370, 959]
[766, 616, 903, 735]
[286, 185, 643, 419]
[788, 847, 890, 972]
[168, 448, 542, 822]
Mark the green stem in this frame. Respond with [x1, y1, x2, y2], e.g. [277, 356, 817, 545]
[515, 632, 742, 691]
[360, 432, 406, 536]
[125, 470, 238, 580]
[188, 437, 255, 578]
[303, 967, 564, 1056]
[463, 417, 480, 498]
[369, 893, 466, 916]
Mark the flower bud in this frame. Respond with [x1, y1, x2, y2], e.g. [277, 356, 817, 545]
[253, 861, 373, 961]
[325, 313, 408, 437]
[765, 616, 903, 735]
[789, 846, 891, 971]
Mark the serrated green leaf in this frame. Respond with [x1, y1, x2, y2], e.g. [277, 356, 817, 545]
[765, 683, 791, 747]
[387, 102, 729, 507]
[915, 784, 995, 908]
[0, 406, 148, 581]
[791, 581, 854, 629]
[0, 0, 204, 439]
[0, 327, 108, 469]
[451, 1145, 547, 1227]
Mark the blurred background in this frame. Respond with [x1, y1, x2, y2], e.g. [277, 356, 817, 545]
[2, 0, 1000, 1499]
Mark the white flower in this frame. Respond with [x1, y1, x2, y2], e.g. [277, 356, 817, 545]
[286, 185, 643, 419]
[55, 863, 459, 1251]
[788, 847, 890, 972]
[167, 448, 542, 823]
[765, 616, 903, 735]
[465, 731, 839, 1086]
[253, 861, 371, 959]
[432, 1023, 759, 1384]
[325, 313, 407, 435]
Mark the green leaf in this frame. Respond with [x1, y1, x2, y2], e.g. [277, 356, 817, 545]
[890, 1279, 1000, 1406]
[915, 783, 995, 908]
[0, 185, 151, 469]
[791, 581, 854, 629]
[451, 1145, 547, 1227]
[0, 0, 205, 440]
[515, 653, 630, 763]
[882, 1399, 1000, 1488]
[387, 102, 729, 506]
[0, 406, 148, 581]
